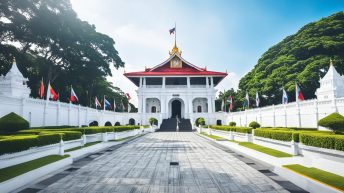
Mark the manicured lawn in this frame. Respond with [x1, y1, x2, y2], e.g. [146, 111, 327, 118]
[284, 164, 344, 191]
[65, 141, 101, 152]
[109, 136, 134, 142]
[200, 132, 226, 140]
[0, 155, 69, 182]
[238, 142, 293, 157]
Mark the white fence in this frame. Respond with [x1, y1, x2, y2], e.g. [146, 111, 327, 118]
[223, 98, 344, 129]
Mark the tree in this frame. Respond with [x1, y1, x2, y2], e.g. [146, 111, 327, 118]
[0, 0, 130, 108]
[238, 12, 344, 105]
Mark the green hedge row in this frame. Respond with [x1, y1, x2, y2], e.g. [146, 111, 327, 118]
[210, 125, 252, 134]
[19, 130, 82, 141]
[254, 129, 293, 141]
[300, 133, 344, 151]
[0, 134, 61, 155]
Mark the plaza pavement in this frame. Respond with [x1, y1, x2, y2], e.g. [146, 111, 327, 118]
[26, 132, 302, 193]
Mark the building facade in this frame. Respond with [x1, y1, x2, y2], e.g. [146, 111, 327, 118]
[124, 43, 227, 124]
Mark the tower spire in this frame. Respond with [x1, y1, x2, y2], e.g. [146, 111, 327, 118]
[169, 23, 182, 56]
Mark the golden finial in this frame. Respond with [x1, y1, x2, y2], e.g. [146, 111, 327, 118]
[169, 42, 182, 56]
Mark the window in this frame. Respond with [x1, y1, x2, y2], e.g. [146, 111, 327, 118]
[151, 106, 156, 113]
[197, 106, 202, 113]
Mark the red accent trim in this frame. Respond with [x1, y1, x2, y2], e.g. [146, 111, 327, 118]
[124, 71, 227, 77]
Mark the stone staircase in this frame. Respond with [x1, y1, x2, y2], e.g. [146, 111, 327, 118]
[159, 118, 192, 132]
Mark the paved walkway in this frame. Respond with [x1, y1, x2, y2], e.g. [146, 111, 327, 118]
[38, 132, 293, 193]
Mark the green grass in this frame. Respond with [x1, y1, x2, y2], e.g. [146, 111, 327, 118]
[109, 136, 134, 142]
[0, 155, 69, 182]
[65, 141, 101, 152]
[284, 164, 344, 191]
[200, 132, 227, 140]
[238, 142, 293, 157]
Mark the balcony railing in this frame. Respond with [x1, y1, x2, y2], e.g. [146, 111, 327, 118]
[165, 85, 188, 88]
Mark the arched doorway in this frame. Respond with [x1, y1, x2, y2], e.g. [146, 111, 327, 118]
[105, 121, 112, 126]
[129, 118, 135, 125]
[151, 106, 156, 113]
[171, 100, 181, 118]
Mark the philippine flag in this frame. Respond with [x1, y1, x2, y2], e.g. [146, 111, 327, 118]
[70, 86, 78, 103]
[282, 89, 288, 104]
[295, 83, 305, 101]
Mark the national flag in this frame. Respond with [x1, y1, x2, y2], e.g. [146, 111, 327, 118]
[104, 97, 112, 110]
[169, 27, 176, 35]
[228, 95, 233, 111]
[113, 98, 116, 111]
[126, 93, 131, 101]
[46, 82, 58, 101]
[282, 89, 288, 104]
[38, 78, 44, 99]
[69, 86, 78, 103]
[245, 92, 250, 107]
[295, 83, 304, 101]
[256, 92, 260, 107]
[95, 97, 101, 108]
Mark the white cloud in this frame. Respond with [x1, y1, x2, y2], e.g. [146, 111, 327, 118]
[215, 72, 241, 95]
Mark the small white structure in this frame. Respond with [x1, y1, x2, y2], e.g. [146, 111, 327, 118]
[315, 59, 344, 100]
[0, 58, 30, 98]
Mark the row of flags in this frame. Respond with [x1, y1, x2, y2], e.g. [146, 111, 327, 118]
[38, 78, 132, 112]
[222, 82, 305, 111]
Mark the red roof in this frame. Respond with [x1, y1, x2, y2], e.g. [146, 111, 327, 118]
[124, 53, 227, 77]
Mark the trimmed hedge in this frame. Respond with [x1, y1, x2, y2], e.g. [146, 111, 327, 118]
[0, 133, 61, 155]
[19, 130, 82, 141]
[300, 133, 344, 151]
[149, 117, 158, 126]
[0, 113, 29, 133]
[318, 113, 344, 132]
[249, 121, 260, 129]
[210, 125, 252, 134]
[229, 122, 236, 126]
[254, 129, 293, 141]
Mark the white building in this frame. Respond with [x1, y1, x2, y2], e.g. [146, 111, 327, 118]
[124, 43, 227, 128]
[315, 59, 344, 100]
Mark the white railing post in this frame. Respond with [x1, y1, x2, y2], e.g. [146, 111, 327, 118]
[82, 134, 87, 145]
[251, 129, 255, 144]
[59, 139, 64, 156]
[229, 130, 234, 141]
[290, 140, 299, 155]
[272, 105, 276, 128]
[102, 132, 108, 142]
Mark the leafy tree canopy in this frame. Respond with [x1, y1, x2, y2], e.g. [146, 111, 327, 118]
[0, 0, 134, 109]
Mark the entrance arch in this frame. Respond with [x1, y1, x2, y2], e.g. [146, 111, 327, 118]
[168, 98, 185, 118]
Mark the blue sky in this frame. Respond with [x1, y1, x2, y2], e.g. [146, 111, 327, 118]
[70, 0, 343, 105]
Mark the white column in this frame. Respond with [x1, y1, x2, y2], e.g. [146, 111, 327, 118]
[207, 97, 212, 113]
[143, 77, 146, 88]
[139, 77, 143, 87]
[210, 77, 214, 88]
[272, 104, 276, 127]
[143, 97, 146, 114]
[206, 77, 209, 88]
[162, 77, 166, 89]
[212, 97, 216, 113]
[188, 97, 193, 114]
[187, 77, 190, 88]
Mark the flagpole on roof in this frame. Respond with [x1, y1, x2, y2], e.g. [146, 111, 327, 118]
[175, 22, 177, 46]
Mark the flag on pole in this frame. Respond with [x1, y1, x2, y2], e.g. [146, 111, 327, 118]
[221, 99, 225, 111]
[256, 92, 260, 107]
[69, 86, 78, 103]
[46, 82, 58, 101]
[95, 97, 101, 109]
[245, 92, 250, 108]
[104, 96, 112, 110]
[126, 93, 131, 101]
[38, 78, 44, 99]
[113, 98, 116, 111]
[282, 89, 288, 104]
[169, 27, 176, 35]
[228, 95, 233, 111]
[295, 83, 304, 102]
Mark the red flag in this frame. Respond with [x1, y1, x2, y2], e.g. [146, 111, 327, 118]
[38, 78, 44, 99]
[69, 86, 78, 103]
[229, 95, 233, 111]
[296, 83, 304, 101]
[126, 93, 131, 101]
